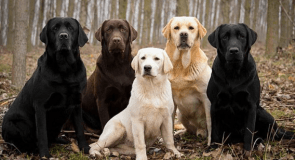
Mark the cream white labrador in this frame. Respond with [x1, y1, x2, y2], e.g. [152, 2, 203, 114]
[162, 17, 212, 145]
[89, 48, 182, 160]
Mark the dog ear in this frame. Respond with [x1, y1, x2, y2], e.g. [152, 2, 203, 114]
[40, 19, 53, 45]
[162, 18, 173, 41]
[73, 19, 88, 47]
[195, 18, 207, 39]
[163, 50, 173, 74]
[95, 20, 108, 42]
[131, 52, 140, 73]
[240, 23, 257, 47]
[208, 24, 224, 48]
[124, 20, 137, 44]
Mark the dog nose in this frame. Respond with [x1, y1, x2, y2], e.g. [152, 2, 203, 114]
[180, 32, 188, 38]
[144, 65, 152, 72]
[59, 33, 68, 39]
[229, 47, 239, 54]
[113, 37, 121, 44]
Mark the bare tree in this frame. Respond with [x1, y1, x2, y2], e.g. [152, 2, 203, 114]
[279, 0, 291, 47]
[265, 0, 279, 55]
[12, 0, 29, 89]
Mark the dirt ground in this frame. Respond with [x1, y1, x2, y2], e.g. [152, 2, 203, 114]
[0, 42, 294, 159]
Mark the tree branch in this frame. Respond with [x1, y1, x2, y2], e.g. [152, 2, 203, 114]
[279, 0, 295, 27]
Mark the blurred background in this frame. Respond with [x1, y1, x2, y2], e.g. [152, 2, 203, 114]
[0, 0, 294, 50]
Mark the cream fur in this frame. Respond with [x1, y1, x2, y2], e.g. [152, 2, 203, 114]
[89, 48, 181, 160]
[162, 17, 212, 145]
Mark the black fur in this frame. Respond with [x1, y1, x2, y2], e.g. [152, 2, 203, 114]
[2, 18, 90, 158]
[207, 23, 294, 151]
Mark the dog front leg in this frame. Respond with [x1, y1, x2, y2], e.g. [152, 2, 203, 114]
[71, 105, 90, 154]
[161, 114, 182, 158]
[244, 104, 256, 153]
[131, 119, 147, 160]
[201, 93, 212, 146]
[34, 102, 51, 158]
[97, 99, 110, 129]
[210, 102, 221, 148]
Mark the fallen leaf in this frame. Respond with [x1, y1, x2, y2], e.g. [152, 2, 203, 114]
[71, 141, 80, 153]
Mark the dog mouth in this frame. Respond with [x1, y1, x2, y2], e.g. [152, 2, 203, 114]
[58, 44, 71, 51]
[143, 72, 156, 77]
[177, 43, 191, 50]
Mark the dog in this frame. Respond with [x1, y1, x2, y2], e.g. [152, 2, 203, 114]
[162, 17, 212, 145]
[2, 18, 89, 158]
[89, 48, 182, 160]
[207, 23, 295, 155]
[82, 19, 137, 133]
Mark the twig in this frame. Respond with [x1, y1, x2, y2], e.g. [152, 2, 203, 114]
[276, 117, 295, 121]
[279, 0, 295, 27]
[0, 96, 16, 103]
[61, 130, 100, 138]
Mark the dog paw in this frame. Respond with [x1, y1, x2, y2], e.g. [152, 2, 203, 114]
[174, 151, 183, 158]
[89, 148, 102, 158]
[196, 129, 208, 138]
[79, 145, 90, 154]
[174, 129, 187, 136]
[40, 152, 52, 159]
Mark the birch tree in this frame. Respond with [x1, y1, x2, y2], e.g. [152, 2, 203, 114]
[12, 0, 29, 89]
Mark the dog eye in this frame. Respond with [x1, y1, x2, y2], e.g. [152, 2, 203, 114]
[53, 27, 58, 31]
[222, 35, 228, 40]
[120, 28, 126, 32]
[174, 26, 179, 30]
[154, 57, 160, 61]
[238, 35, 245, 39]
[141, 57, 145, 60]
[189, 26, 194, 30]
[68, 26, 73, 31]
[107, 28, 112, 33]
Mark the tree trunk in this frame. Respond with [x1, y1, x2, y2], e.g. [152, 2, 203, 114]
[6, 0, 15, 50]
[252, 0, 259, 31]
[12, 0, 29, 90]
[0, 0, 8, 46]
[26, 0, 35, 51]
[221, 0, 230, 23]
[279, 0, 290, 47]
[176, 0, 189, 16]
[202, 0, 210, 47]
[265, 0, 279, 55]
[244, 0, 251, 25]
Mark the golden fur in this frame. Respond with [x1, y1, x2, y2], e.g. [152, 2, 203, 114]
[162, 17, 212, 145]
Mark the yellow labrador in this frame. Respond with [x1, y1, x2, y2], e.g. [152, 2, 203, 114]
[162, 17, 212, 145]
[89, 48, 182, 160]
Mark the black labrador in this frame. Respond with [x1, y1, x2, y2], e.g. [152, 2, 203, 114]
[2, 17, 90, 158]
[207, 23, 294, 154]
[82, 19, 137, 133]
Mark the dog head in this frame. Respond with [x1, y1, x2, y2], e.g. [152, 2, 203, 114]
[131, 48, 173, 78]
[162, 17, 207, 50]
[95, 19, 137, 57]
[40, 17, 88, 67]
[208, 23, 257, 66]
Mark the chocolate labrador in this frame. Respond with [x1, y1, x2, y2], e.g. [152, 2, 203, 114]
[82, 19, 137, 132]
[2, 18, 90, 158]
[207, 23, 294, 154]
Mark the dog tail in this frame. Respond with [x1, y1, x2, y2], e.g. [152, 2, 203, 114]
[256, 107, 295, 140]
[273, 126, 295, 140]
[82, 110, 101, 130]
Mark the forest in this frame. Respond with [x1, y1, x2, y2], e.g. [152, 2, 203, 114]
[0, 0, 294, 50]
[0, 0, 295, 159]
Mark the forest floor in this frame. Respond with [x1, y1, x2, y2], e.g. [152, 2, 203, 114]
[0, 42, 294, 159]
